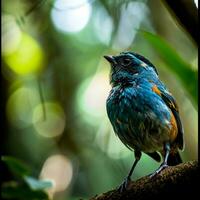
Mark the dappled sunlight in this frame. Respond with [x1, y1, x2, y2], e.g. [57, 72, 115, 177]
[3, 32, 44, 75]
[112, 1, 148, 50]
[194, 0, 198, 8]
[6, 85, 40, 128]
[76, 62, 111, 125]
[93, 4, 113, 45]
[51, 0, 92, 33]
[32, 102, 66, 138]
[2, 15, 22, 55]
[40, 154, 73, 198]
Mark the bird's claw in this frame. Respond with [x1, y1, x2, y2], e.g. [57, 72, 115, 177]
[149, 164, 168, 178]
[117, 177, 131, 193]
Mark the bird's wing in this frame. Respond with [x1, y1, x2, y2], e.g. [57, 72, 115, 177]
[156, 86, 184, 150]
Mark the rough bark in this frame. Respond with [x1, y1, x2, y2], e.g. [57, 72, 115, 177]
[90, 161, 198, 200]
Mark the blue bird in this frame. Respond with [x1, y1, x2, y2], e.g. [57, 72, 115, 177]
[104, 52, 184, 192]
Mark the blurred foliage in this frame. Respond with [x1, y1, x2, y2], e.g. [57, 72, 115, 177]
[2, 156, 52, 200]
[142, 31, 198, 108]
[2, 156, 31, 177]
[2, 0, 198, 200]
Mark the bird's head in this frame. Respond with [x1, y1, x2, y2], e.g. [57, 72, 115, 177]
[104, 51, 158, 85]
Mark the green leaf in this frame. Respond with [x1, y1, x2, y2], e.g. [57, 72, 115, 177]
[24, 176, 53, 190]
[141, 31, 198, 108]
[2, 181, 49, 200]
[2, 156, 31, 177]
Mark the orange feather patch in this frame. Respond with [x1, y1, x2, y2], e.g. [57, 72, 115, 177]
[152, 85, 161, 96]
[169, 111, 178, 142]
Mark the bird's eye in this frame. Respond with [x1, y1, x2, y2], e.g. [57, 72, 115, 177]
[121, 58, 131, 66]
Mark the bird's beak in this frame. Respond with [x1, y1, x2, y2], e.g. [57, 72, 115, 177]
[104, 55, 116, 65]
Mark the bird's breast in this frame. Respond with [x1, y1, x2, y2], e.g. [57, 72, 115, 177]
[106, 84, 175, 152]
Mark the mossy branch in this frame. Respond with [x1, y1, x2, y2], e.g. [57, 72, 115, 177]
[90, 161, 198, 200]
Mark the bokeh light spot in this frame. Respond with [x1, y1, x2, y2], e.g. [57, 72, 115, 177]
[4, 32, 44, 75]
[112, 2, 148, 50]
[93, 5, 113, 45]
[51, 0, 92, 33]
[6, 86, 40, 128]
[194, 0, 198, 8]
[40, 154, 73, 197]
[2, 15, 22, 55]
[32, 102, 66, 138]
[76, 65, 110, 125]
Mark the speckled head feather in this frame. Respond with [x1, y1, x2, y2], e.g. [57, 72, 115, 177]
[120, 51, 159, 75]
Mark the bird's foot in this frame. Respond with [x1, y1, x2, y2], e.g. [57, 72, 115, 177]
[117, 177, 131, 193]
[149, 163, 168, 178]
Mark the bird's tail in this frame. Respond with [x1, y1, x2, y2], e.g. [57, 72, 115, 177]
[167, 151, 182, 166]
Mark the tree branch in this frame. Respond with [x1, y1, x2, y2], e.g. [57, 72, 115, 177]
[90, 161, 198, 200]
[162, 0, 198, 45]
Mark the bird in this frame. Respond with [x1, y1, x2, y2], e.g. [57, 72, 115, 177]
[104, 51, 184, 192]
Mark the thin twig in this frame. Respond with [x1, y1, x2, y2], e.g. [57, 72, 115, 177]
[25, 0, 47, 16]
[37, 77, 46, 121]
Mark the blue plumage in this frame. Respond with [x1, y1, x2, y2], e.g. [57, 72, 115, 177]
[104, 52, 184, 192]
